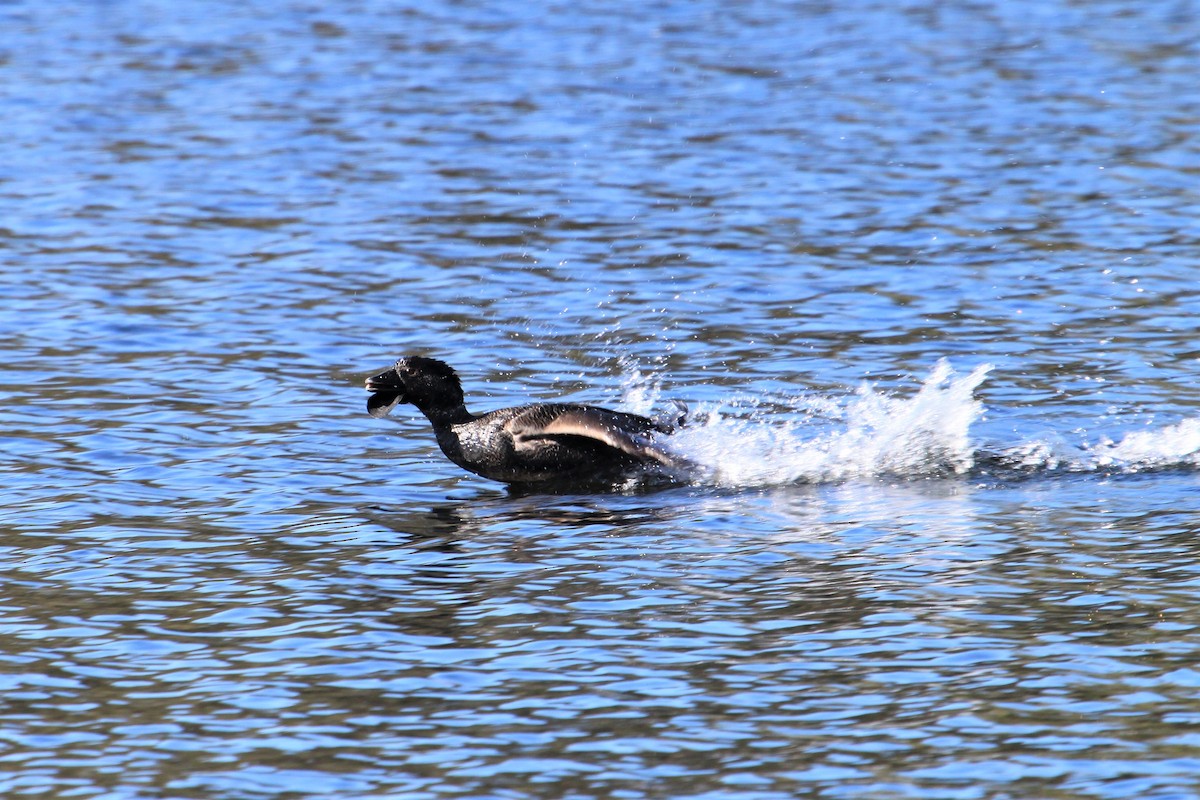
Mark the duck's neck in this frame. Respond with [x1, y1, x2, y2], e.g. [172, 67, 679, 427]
[420, 403, 475, 428]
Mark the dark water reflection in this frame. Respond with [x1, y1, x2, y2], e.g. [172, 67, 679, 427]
[7, 480, 1200, 797]
[5, 0, 1200, 796]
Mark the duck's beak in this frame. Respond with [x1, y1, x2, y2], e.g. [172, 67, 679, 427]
[365, 367, 408, 418]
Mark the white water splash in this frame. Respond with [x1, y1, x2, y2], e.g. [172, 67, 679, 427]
[645, 360, 993, 488]
[1098, 419, 1200, 468]
[1000, 418, 1200, 474]
[616, 355, 665, 417]
[622, 359, 1200, 487]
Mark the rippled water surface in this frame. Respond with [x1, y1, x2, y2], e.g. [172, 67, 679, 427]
[5, 0, 1200, 797]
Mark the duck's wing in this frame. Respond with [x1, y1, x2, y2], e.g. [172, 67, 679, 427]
[504, 405, 683, 467]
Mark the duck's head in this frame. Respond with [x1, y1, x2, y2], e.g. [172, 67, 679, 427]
[364, 356, 464, 418]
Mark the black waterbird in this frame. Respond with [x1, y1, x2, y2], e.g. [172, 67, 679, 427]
[364, 356, 689, 486]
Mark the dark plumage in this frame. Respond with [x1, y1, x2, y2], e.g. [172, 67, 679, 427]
[364, 356, 689, 485]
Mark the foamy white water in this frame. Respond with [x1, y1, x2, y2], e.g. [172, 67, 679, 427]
[630, 361, 1200, 487]
[633, 360, 993, 487]
[998, 417, 1200, 474]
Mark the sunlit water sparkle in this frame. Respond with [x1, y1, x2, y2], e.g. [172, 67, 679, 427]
[5, 0, 1200, 798]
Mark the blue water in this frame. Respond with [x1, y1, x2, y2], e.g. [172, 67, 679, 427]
[4, 0, 1200, 797]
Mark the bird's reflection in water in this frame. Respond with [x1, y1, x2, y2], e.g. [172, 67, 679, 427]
[366, 478, 694, 539]
[338, 483, 703, 630]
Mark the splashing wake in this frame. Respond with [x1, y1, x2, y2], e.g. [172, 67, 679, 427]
[622, 360, 1200, 488]
[995, 418, 1200, 475]
[664, 360, 990, 487]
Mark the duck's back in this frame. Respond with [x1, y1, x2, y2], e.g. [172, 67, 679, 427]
[441, 403, 675, 483]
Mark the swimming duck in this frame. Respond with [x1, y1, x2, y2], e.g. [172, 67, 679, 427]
[364, 356, 689, 485]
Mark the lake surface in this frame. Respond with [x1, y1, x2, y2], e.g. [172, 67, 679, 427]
[4, 0, 1200, 797]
